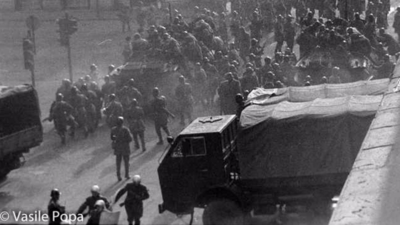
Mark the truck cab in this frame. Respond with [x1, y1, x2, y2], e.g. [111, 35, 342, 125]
[158, 115, 240, 214]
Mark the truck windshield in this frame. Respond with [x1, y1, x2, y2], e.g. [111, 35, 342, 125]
[171, 137, 207, 158]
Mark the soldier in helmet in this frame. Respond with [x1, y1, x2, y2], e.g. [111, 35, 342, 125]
[111, 117, 133, 181]
[56, 79, 72, 104]
[218, 72, 242, 115]
[283, 15, 296, 52]
[175, 75, 194, 125]
[114, 175, 150, 225]
[48, 93, 76, 144]
[69, 87, 89, 138]
[117, 78, 143, 111]
[76, 185, 111, 224]
[101, 75, 116, 107]
[48, 188, 65, 225]
[80, 84, 98, 133]
[249, 11, 263, 42]
[103, 93, 123, 128]
[131, 33, 149, 60]
[160, 33, 183, 69]
[150, 87, 175, 145]
[372, 54, 395, 79]
[124, 99, 146, 152]
[274, 15, 285, 53]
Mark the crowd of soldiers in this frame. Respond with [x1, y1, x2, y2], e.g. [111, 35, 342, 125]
[49, 0, 398, 145]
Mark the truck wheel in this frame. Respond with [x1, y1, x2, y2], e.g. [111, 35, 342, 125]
[203, 199, 244, 225]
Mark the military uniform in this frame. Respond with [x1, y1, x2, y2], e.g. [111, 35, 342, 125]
[111, 124, 133, 180]
[115, 182, 149, 225]
[69, 92, 89, 137]
[48, 198, 65, 225]
[175, 81, 194, 125]
[49, 100, 75, 144]
[104, 100, 124, 128]
[150, 95, 172, 144]
[124, 104, 146, 151]
[218, 78, 242, 115]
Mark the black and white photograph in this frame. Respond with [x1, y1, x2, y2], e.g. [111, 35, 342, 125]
[0, 0, 399, 224]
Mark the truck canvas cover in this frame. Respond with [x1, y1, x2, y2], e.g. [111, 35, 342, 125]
[0, 84, 41, 137]
[246, 78, 388, 106]
[238, 95, 382, 180]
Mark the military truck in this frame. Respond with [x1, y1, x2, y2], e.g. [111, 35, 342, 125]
[112, 56, 180, 112]
[157, 93, 382, 224]
[0, 84, 43, 178]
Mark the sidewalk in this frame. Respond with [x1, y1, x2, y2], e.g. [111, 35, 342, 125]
[329, 62, 400, 224]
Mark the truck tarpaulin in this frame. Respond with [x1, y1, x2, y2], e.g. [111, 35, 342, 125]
[238, 95, 382, 180]
[0, 84, 41, 137]
[246, 78, 388, 106]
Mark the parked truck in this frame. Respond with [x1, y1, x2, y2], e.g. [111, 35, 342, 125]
[0, 84, 43, 178]
[157, 94, 382, 224]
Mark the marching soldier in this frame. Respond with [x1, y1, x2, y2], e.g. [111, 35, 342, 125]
[175, 75, 194, 126]
[80, 84, 98, 133]
[118, 79, 143, 111]
[284, 15, 296, 52]
[114, 175, 150, 225]
[124, 99, 146, 152]
[69, 87, 89, 138]
[150, 87, 175, 145]
[111, 117, 133, 181]
[56, 79, 72, 104]
[218, 72, 242, 115]
[101, 75, 116, 107]
[103, 94, 123, 128]
[48, 93, 76, 144]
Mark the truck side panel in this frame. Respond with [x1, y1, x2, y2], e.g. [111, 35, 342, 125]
[0, 126, 43, 157]
[238, 114, 374, 181]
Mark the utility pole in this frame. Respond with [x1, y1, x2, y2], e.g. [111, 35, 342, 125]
[23, 36, 35, 87]
[56, 13, 78, 82]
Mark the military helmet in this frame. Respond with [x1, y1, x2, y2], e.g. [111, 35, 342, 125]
[108, 64, 115, 72]
[128, 78, 135, 86]
[109, 93, 116, 101]
[50, 188, 61, 197]
[90, 64, 97, 71]
[95, 200, 105, 208]
[131, 98, 138, 106]
[116, 117, 124, 126]
[235, 93, 244, 104]
[152, 87, 160, 97]
[133, 175, 141, 184]
[70, 86, 78, 95]
[91, 185, 100, 193]
[56, 93, 64, 101]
